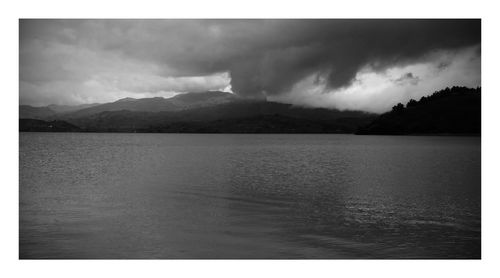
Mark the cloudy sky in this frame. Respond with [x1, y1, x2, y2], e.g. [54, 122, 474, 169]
[20, 19, 480, 113]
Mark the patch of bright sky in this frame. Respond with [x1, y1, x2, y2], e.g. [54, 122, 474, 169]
[270, 46, 480, 113]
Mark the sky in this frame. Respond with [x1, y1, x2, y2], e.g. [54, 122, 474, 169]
[19, 19, 481, 113]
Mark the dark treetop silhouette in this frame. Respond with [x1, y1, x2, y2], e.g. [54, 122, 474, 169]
[356, 86, 481, 135]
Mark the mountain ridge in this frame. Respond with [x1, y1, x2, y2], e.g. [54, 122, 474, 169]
[19, 87, 480, 134]
[19, 91, 376, 133]
[60, 100, 375, 133]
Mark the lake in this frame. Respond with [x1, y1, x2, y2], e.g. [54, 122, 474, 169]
[19, 133, 481, 259]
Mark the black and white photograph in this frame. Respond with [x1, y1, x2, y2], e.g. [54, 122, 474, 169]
[18, 18, 482, 259]
[5, 0, 500, 275]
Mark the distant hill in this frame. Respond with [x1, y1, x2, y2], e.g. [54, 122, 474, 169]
[19, 119, 82, 132]
[18, 90, 375, 133]
[356, 86, 481, 135]
[66, 97, 178, 118]
[20, 103, 101, 119]
[62, 100, 375, 133]
[19, 105, 56, 120]
[65, 91, 237, 118]
[47, 103, 101, 113]
[19, 91, 236, 120]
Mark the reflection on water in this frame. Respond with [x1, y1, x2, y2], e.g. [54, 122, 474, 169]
[19, 133, 481, 258]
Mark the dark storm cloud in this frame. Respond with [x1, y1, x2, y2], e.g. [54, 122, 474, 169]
[20, 19, 480, 106]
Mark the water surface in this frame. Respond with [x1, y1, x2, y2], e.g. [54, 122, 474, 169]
[20, 133, 481, 258]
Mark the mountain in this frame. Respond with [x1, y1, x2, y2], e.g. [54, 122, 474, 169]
[65, 91, 237, 118]
[19, 105, 56, 120]
[19, 119, 81, 132]
[66, 97, 178, 118]
[20, 87, 480, 134]
[356, 86, 481, 135]
[47, 103, 100, 113]
[19, 90, 376, 133]
[19, 103, 100, 120]
[60, 100, 375, 133]
[169, 91, 238, 108]
[19, 91, 235, 120]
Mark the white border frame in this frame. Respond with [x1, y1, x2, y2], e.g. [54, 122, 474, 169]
[3, 1, 499, 277]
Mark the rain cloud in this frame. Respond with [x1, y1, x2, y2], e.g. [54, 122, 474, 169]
[20, 19, 480, 111]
